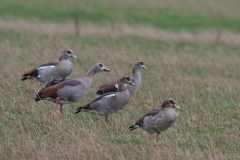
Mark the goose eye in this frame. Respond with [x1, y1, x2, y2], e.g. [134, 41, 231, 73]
[126, 77, 130, 81]
[140, 61, 143, 65]
[99, 64, 103, 67]
[170, 100, 175, 104]
[67, 51, 71, 54]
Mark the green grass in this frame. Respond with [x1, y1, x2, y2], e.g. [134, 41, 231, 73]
[0, 28, 240, 159]
[1, 0, 240, 32]
[1, 0, 240, 159]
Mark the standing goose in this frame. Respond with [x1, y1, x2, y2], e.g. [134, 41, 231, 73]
[75, 76, 135, 124]
[129, 99, 180, 145]
[34, 63, 110, 117]
[21, 49, 77, 84]
[96, 61, 147, 96]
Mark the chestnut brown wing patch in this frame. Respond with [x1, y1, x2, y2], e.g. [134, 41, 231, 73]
[99, 78, 120, 90]
[34, 87, 58, 101]
[40, 87, 58, 97]
[100, 84, 118, 92]
[28, 68, 38, 75]
[21, 68, 38, 81]
[96, 78, 121, 95]
[35, 79, 81, 101]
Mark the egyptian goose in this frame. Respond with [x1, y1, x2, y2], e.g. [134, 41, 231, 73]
[21, 49, 77, 84]
[75, 76, 135, 124]
[129, 99, 180, 145]
[96, 61, 147, 96]
[34, 63, 110, 117]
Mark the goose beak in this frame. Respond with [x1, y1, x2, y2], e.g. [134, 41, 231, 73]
[173, 104, 180, 110]
[143, 65, 147, 69]
[130, 81, 135, 86]
[104, 67, 110, 72]
[71, 54, 77, 59]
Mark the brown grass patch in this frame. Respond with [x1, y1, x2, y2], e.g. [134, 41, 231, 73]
[1, 20, 240, 45]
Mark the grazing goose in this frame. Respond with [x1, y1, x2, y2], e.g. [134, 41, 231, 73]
[96, 61, 147, 96]
[129, 99, 180, 145]
[75, 76, 135, 124]
[21, 49, 77, 84]
[34, 63, 110, 117]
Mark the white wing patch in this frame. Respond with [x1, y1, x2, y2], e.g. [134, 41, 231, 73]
[115, 84, 118, 89]
[37, 65, 55, 70]
[103, 94, 116, 98]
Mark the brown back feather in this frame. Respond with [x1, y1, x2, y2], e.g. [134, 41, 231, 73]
[99, 84, 118, 92]
[99, 78, 120, 91]
[27, 68, 38, 75]
[38, 87, 58, 98]
[135, 108, 162, 125]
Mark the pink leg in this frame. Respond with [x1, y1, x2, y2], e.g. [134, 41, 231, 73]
[97, 115, 101, 123]
[105, 116, 108, 125]
[149, 134, 152, 146]
[156, 133, 160, 145]
[53, 97, 61, 116]
[60, 104, 64, 118]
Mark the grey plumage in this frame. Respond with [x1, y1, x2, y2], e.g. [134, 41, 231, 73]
[34, 63, 110, 117]
[129, 99, 180, 145]
[75, 76, 135, 123]
[22, 49, 77, 83]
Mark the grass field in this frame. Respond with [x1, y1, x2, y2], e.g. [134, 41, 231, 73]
[0, 0, 240, 159]
[1, 0, 240, 32]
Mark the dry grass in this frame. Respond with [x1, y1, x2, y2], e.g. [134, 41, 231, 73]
[0, 21, 240, 159]
[1, 20, 240, 45]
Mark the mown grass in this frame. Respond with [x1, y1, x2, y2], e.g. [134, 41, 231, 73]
[1, 0, 240, 32]
[0, 27, 240, 159]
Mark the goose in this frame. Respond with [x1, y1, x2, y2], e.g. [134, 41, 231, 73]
[129, 99, 180, 145]
[75, 76, 135, 124]
[34, 63, 110, 117]
[21, 49, 77, 84]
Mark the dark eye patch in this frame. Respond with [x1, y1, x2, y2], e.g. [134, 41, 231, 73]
[170, 100, 174, 104]
[140, 61, 144, 65]
[67, 51, 71, 54]
[99, 64, 103, 67]
[126, 77, 130, 81]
